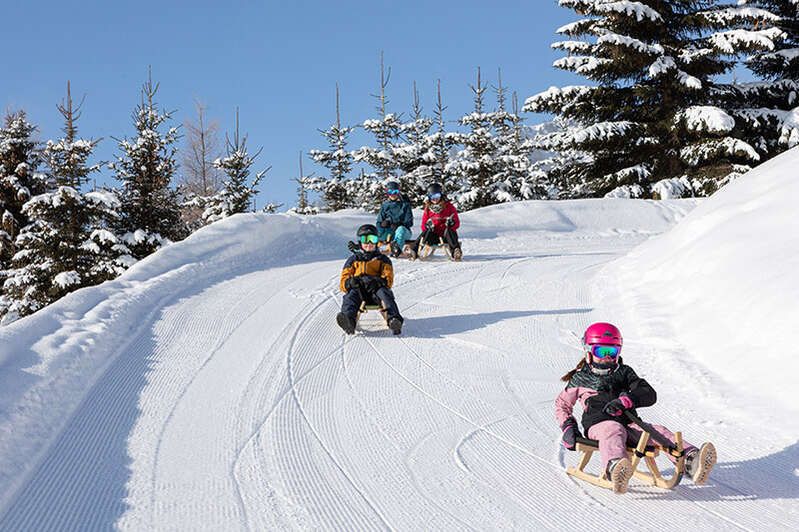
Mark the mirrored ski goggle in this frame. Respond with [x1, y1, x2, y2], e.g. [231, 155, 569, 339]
[359, 234, 379, 244]
[590, 344, 621, 359]
[428, 192, 442, 200]
[386, 189, 400, 195]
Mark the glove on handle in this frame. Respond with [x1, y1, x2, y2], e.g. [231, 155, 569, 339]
[561, 416, 580, 450]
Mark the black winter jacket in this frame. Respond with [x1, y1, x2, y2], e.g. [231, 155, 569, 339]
[565, 361, 657, 431]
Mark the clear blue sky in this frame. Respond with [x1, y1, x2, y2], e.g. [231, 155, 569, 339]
[2, 0, 580, 209]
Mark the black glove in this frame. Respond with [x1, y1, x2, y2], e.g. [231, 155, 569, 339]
[603, 393, 634, 417]
[380, 219, 392, 228]
[364, 276, 386, 293]
[561, 416, 580, 450]
[347, 240, 359, 252]
[446, 217, 455, 227]
[344, 277, 362, 292]
[425, 220, 434, 230]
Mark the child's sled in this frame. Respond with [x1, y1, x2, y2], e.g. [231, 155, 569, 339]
[378, 233, 416, 259]
[416, 234, 462, 262]
[355, 289, 401, 334]
[358, 300, 388, 322]
[567, 411, 685, 491]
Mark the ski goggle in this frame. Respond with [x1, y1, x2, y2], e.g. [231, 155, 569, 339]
[589, 344, 621, 359]
[359, 234, 379, 244]
[386, 189, 400, 195]
[428, 192, 442, 200]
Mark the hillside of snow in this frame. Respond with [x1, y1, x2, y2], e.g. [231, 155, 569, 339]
[0, 168, 797, 530]
[599, 147, 799, 416]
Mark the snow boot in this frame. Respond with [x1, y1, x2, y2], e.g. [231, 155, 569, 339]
[452, 247, 463, 261]
[388, 316, 403, 335]
[336, 312, 356, 335]
[390, 242, 402, 258]
[606, 457, 633, 494]
[686, 442, 716, 485]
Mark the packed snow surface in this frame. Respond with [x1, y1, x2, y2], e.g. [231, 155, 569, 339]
[1, 153, 798, 528]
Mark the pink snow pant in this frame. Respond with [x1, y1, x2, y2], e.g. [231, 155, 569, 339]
[587, 420, 697, 472]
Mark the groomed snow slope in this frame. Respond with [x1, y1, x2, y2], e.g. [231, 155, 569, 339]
[599, 147, 799, 415]
[0, 185, 796, 530]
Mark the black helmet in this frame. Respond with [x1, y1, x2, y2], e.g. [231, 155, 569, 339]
[426, 182, 443, 197]
[385, 180, 401, 192]
[356, 224, 378, 238]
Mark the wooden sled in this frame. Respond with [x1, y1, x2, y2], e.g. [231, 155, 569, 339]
[566, 411, 685, 491]
[417, 234, 461, 262]
[358, 300, 388, 321]
[378, 234, 416, 259]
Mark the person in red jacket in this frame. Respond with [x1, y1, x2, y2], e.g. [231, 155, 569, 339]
[416, 183, 462, 260]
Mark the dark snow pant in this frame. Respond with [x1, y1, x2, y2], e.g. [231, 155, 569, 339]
[416, 228, 460, 253]
[341, 286, 401, 321]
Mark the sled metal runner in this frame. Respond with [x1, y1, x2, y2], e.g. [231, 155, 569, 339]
[566, 411, 685, 491]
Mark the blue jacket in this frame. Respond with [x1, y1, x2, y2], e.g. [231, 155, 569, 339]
[376, 195, 413, 229]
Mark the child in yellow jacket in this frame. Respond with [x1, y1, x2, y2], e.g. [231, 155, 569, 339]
[337, 224, 403, 335]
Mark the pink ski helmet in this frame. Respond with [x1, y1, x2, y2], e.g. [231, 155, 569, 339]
[583, 322, 622, 349]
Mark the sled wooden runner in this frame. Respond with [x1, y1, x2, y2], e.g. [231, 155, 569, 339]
[566, 412, 685, 491]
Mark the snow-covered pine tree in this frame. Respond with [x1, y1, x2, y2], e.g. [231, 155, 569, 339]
[526, 0, 781, 198]
[289, 152, 319, 215]
[447, 67, 506, 210]
[426, 80, 459, 195]
[489, 73, 541, 201]
[202, 109, 268, 224]
[309, 83, 355, 211]
[1, 84, 133, 323]
[111, 71, 188, 258]
[393, 82, 435, 204]
[0, 111, 48, 270]
[352, 52, 403, 211]
[528, 118, 589, 198]
[710, 2, 799, 161]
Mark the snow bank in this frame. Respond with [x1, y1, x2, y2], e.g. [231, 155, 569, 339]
[603, 147, 799, 413]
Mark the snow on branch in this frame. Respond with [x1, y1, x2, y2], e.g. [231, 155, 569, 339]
[712, 79, 799, 106]
[680, 137, 760, 167]
[552, 40, 593, 54]
[594, 1, 662, 22]
[553, 55, 611, 74]
[697, 7, 780, 27]
[596, 31, 664, 55]
[679, 47, 714, 64]
[559, 0, 662, 22]
[709, 27, 785, 54]
[524, 85, 596, 114]
[603, 163, 652, 182]
[556, 18, 595, 36]
[678, 70, 702, 89]
[676, 106, 736, 134]
[542, 121, 639, 148]
[648, 55, 676, 77]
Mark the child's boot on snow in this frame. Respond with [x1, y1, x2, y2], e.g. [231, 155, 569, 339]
[606, 457, 633, 494]
[390, 241, 402, 258]
[686, 442, 716, 485]
[452, 247, 463, 261]
[336, 312, 356, 335]
[388, 316, 403, 335]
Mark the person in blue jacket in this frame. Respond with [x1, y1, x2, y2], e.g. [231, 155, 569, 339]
[376, 180, 413, 257]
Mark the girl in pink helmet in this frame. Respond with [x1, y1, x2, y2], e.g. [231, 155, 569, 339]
[554, 322, 717, 493]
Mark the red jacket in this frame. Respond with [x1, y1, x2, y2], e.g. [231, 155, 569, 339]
[421, 200, 460, 236]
